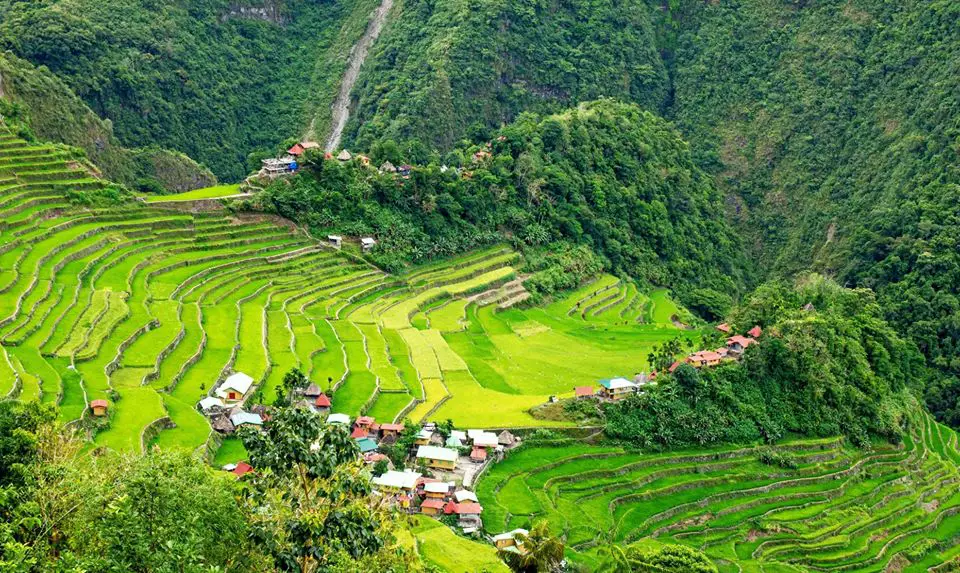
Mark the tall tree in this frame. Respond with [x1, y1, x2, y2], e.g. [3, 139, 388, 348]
[499, 520, 564, 573]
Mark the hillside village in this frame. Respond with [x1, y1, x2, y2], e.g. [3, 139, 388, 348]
[193, 322, 766, 552]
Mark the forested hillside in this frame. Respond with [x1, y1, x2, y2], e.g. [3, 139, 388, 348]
[341, 0, 669, 151]
[253, 99, 746, 305]
[662, 0, 960, 426]
[0, 0, 379, 181]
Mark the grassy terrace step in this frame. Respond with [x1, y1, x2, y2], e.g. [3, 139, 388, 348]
[475, 423, 959, 571]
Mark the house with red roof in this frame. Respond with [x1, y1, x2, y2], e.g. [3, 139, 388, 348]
[90, 399, 109, 417]
[470, 446, 487, 462]
[716, 323, 731, 333]
[380, 423, 403, 439]
[726, 335, 757, 355]
[748, 325, 763, 338]
[574, 386, 595, 399]
[287, 143, 305, 156]
[232, 462, 254, 478]
[314, 393, 331, 410]
[687, 350, 723, 368]
[668, 361, 682, 373]
[420, 498, 445, 515]
[350, 426, 368, 439]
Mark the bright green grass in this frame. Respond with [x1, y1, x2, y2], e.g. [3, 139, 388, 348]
[151, 394, 210, 452]
[94, 387, 166, 453]
[410, 516, 509, 573]
[426, 299, 469, 332]
[213, 437, 248, 467]
[144, 184, 243, 202]
[365, 391, 412, 422]
[0, 347, 18, 396]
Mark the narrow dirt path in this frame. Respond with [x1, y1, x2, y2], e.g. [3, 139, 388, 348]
[323, 0, 394, 152]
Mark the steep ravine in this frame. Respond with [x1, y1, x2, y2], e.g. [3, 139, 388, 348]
[323, 0, 394, 152]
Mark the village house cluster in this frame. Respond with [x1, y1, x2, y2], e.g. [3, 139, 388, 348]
[574, 324, 763, 401]
[668, 324, 762, 372]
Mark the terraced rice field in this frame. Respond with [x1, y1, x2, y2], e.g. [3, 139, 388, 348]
[477, 412, 960, 572]
[0, 127, 697, 453]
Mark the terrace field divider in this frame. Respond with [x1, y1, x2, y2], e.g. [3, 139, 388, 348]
[166, 303, 207, 394]
[142, 303, 187, 386]
[326, 318, 349, 392]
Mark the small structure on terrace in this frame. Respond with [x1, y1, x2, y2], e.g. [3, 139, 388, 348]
[599, 377, 637, 400]
[216, 372, 254, 403]
[90, 399, 109, 417]
[361, 237, 376, 252]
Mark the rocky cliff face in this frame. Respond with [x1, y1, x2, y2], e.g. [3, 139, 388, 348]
[222, 1, 287, 24]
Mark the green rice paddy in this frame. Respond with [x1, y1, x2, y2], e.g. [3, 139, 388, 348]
[477, 413, 960, 572]
[0, 128, 695, 456]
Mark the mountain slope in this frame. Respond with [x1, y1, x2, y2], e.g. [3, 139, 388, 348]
[341, 0, 669, 152]
[0, 51, 214, 191]
[662, 0, 960, 416]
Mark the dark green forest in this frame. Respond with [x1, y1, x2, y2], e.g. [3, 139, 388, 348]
[342, 0, 669, 151]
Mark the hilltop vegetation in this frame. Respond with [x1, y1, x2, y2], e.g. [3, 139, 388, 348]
[606, 275, 925, 450]
[254, 99, 746, 305]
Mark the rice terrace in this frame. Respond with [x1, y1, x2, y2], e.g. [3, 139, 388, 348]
[3, 115, 959, 572]
[0, 126, 692, 453]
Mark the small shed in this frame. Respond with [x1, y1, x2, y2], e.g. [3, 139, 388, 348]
[748, 325, 763, 338]
[303, 383, 323, 398]
[497, 430, 516, 447]
[327, 235, 342, 249]
[716, 323, 731, 333]
[454, 490, 478, 503]
[314, 393, 332, 410]
[379, 161, 397, 173]
[230, 411, 263, 429]
[361, 237, 376, 252]
[327, 413, 351, 425]
[90, 399, 109, 417]
[337, 150, 352, 161]
[493, 529, 529, 551]
[232, 462, 254, 478]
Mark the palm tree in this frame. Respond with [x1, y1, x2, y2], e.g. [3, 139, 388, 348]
[500, 520, 565, 572]
[598, 544, 635, 573]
